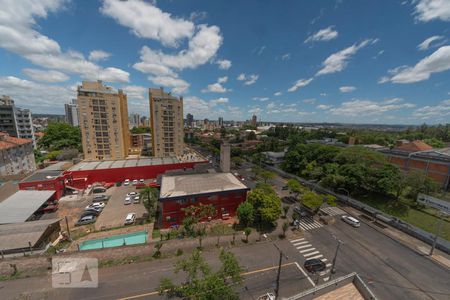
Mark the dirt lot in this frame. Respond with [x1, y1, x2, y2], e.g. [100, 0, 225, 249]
[95, 185, 148, 230]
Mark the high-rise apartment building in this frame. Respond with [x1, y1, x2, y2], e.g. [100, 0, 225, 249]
[0, 95, 36, 148]
[186, 113, 194, 128]
[77, 81, 130, 161]
[149, 88, 184, 157]
[64, 99, 79, 126]
[218, 117, 224, 127]
[251, 114, 257, 127]
[129, 113, 141, 128]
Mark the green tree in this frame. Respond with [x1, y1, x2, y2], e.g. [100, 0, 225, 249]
[158, 249, 243, 300]
[282, 205, 289, 218]
[231, 156, 244, 167]
[38, 122, 81, 151]
[130, 126, 151, 134]
[247, 189, 281, 225]
[236, 202, 254, 227]
[301, 191, 323, 213]
[140, 187, 158, 219]
[182, 204, 216, 244]
[244, 227, 252, 243]
[287, 179, 304, 200]
[260, 170, 276, 183]
[405, 170, 439, 200]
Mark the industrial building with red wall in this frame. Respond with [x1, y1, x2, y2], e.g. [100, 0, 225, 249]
[158, 173, 249, 228]
[380, 141, 450, 190]
[19, 156, 208, 199]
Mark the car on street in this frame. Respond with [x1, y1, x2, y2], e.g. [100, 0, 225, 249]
[93, 194, 110, 202]
[124, 196, 132, 205]
[75, 215, 96, 226]
[282, 196, 296, 204]
[124, 213, 136, 225]
[341, 215, 360, 227]
[293, 206, 309, 217]
[133, 196, 140, 203]
[304, 258, 326, 273]
[124, 179, 130, 186]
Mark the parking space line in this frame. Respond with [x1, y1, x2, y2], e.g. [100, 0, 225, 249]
[296, 244, 312, 249]
[304, 251, 320, 257]
[300, 247, 316, 253]
[290, 238, 305, 243]
[294, 262, 315, 287]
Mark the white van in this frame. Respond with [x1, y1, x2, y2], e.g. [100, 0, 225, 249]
[341, 215, 360, 227]
[125, 213, 136, 225]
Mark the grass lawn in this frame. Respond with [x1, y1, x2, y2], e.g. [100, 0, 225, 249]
[357, 193, 450, 241]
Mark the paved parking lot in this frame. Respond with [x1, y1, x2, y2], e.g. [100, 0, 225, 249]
[95, 185, 148, 230]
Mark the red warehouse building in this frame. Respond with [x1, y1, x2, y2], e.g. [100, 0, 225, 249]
[19, 154, 208, 198]
[158, 173, 249, 228]
[381, 141, 450, 190]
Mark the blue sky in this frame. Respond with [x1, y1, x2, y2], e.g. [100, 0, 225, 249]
[0, 0, 449, 124]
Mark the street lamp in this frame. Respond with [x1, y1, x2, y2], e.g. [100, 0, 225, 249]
[329, 235, 343, 279]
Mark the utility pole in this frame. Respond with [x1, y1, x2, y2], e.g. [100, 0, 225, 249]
[429, 212, 446, 256]
[273, 243, 288, 299]
[330, 236, 343, 279]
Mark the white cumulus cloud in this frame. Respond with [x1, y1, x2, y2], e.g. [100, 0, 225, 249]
[412, 99, 450, 119]
[305, 26, 338, 43]
[287, 78, 313, 92]
[237, 73, 259, 85]
[316, 39, 374, 76]
[381, 45, 450, 83]
[216, 59, 232, 70]
[339, 86, 356, 93]
[329, 99, 416, 116]
[89, 50, 111, 61]
[22, 68, 69, 83]
[414, 0, 450, 22]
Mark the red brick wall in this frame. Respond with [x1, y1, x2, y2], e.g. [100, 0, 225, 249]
[160, 190, 247, 228]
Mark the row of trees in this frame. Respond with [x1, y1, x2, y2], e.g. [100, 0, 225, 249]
[237, 183, 281, 228]
[282, 144, 438, 201]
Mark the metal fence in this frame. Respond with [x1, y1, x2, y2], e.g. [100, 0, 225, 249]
[266, 165, 450, 254]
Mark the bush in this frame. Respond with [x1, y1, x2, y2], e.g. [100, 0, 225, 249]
[176, 249, 183, 256]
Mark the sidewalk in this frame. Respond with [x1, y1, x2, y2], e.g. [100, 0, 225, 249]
[343, 205, 450, 269]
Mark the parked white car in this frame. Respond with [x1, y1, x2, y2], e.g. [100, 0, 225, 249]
[127, 191, 138, 196]
[133, 196, 140, 203]
[125, 213, 136, 225]
[124, 179, 130, 186]
[85, 202, 105, 210]
[132, 179, 138, 185]
[341, 215, 360, 227]
[124, 196, 132, 205]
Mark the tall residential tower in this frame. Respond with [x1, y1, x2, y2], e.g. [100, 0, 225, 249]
[77, 81, 130, 161]
[64, 99, 79, 126]
[149, 88, 184, 157]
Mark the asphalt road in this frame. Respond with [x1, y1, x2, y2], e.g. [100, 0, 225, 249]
[0, 242, 315, 300]
[299, 217, 450, 300]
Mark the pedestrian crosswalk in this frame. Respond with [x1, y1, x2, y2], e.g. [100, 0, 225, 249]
[295, 216, 323, 231]
[290, 238, 333, 282]
[320, 206, 346, 216]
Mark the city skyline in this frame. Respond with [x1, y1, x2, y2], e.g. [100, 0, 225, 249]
[0, 0, 449, 124]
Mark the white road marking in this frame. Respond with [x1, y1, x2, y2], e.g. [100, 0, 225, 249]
[293, 241, 308, 246]
[326, 263, 332, 267]
[294, 262, 315, 287]
[290, 238, 305, 243]
[321, 258, 328, 262]
[300, 248, 316, 253]
[304, 251, 320, 257]
[308, 254, 323, 259]
[296, 244, 312, 249]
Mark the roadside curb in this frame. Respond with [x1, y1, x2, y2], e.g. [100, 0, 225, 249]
[339, 205, 450, 271]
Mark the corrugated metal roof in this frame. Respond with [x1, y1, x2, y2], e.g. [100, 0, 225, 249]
[0, 219, 60, 251]
[160, 173, 248, 199]
[0, 190, 55, 224]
